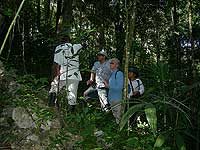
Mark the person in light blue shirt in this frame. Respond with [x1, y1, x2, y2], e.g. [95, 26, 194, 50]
[105, 58, 124, 124]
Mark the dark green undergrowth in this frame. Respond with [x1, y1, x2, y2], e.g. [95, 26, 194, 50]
[1, 70, 199, 149]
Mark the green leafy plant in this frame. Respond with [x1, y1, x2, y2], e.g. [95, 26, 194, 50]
[120, 62, 194, 149]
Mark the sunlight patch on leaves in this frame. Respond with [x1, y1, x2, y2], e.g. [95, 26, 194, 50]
[144, 104, 157, 136]
[154, 133, 168, 148]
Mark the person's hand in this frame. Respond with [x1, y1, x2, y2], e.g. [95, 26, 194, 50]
[87, 79, 93, 85]
[132, 91, 140, 96]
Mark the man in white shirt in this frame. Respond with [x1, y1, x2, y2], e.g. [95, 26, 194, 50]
[48, 35, 84, 112]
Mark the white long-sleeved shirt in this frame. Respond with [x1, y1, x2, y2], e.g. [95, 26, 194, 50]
[128, 78, 144, 98]
[54, 43, 82, 81]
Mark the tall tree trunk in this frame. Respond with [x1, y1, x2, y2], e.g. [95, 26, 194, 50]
[22, 16, 27, 74]
[166, 0, 180, 128]
[45, 0, 50, 24]
[124, 0, 136, 98]
[36, 0, 41, 31]
[0, 14, 5, 43]
[98, 25, 105, 50]
[123, 0, 137, 135]
[187, 0, 198, 149]
[115, 3, 125, 64]
[188, 0, 194, 78]
[56, 0, 62, 33]
[156, 29, 160, 64]
[6, 20, 15, 62]
[172, 0, 181, 76]
[123, 0, 136, 111]
[62, 0, 73, 34]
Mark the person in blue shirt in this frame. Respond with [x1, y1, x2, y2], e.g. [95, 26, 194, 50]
[104, 58, 124, 124]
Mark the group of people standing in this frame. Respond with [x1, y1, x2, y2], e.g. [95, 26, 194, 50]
[48, 36, 144, 124]
[84, 50, 124, 124]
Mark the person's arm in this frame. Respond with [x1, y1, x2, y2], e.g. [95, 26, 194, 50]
[87, 71, 95, 85]
[51, 62, 60, 79]
[138, 80, 144, 95]
[73, 44, 83, 53]
[132, 79, 144, 96]
[86, 62, 97, 85]
[90, 72, 95, 81]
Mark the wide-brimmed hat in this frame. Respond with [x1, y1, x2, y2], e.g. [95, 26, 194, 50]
[97, 49, 108, 58]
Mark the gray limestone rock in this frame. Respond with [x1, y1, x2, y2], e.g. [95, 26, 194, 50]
[12, 107, 36, 129]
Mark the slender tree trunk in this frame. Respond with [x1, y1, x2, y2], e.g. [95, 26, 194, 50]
[188, 0, 195, 79]
[22, 17, 27, 74]
[44, 0, 50, 24]
[56, 0, 62, 33]
[98, 25, 105, 50]
[0, 0, 26, 55]
[156, 29, 160, 64]
[115, 3, 125, 64]
[124, 0, 136, 94]
[6, 20, 15, 62]
[167, 1, 179, 127]
[172, 0, 181, 76]
[187, 0, 198, 149]
[36, 0, 41, 30]
[123, 0, 137, 135]
[62, 0, 73, 34]
[0, 14, 5, 39]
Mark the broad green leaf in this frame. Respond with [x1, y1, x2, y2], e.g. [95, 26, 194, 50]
[120, 103, 145, 131]
[175, 133, 186, 150]
[154, 134, 166, 148]
[145, 104, 157, 135]
[126, 137, 138, 146]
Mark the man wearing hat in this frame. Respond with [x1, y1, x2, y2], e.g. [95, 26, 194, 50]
[84, 49, 111, 112]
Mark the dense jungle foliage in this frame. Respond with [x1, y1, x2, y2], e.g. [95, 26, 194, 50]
[0, 0, 200, 149]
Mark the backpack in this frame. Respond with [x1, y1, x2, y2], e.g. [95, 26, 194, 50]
[114, 69, 123, 79]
